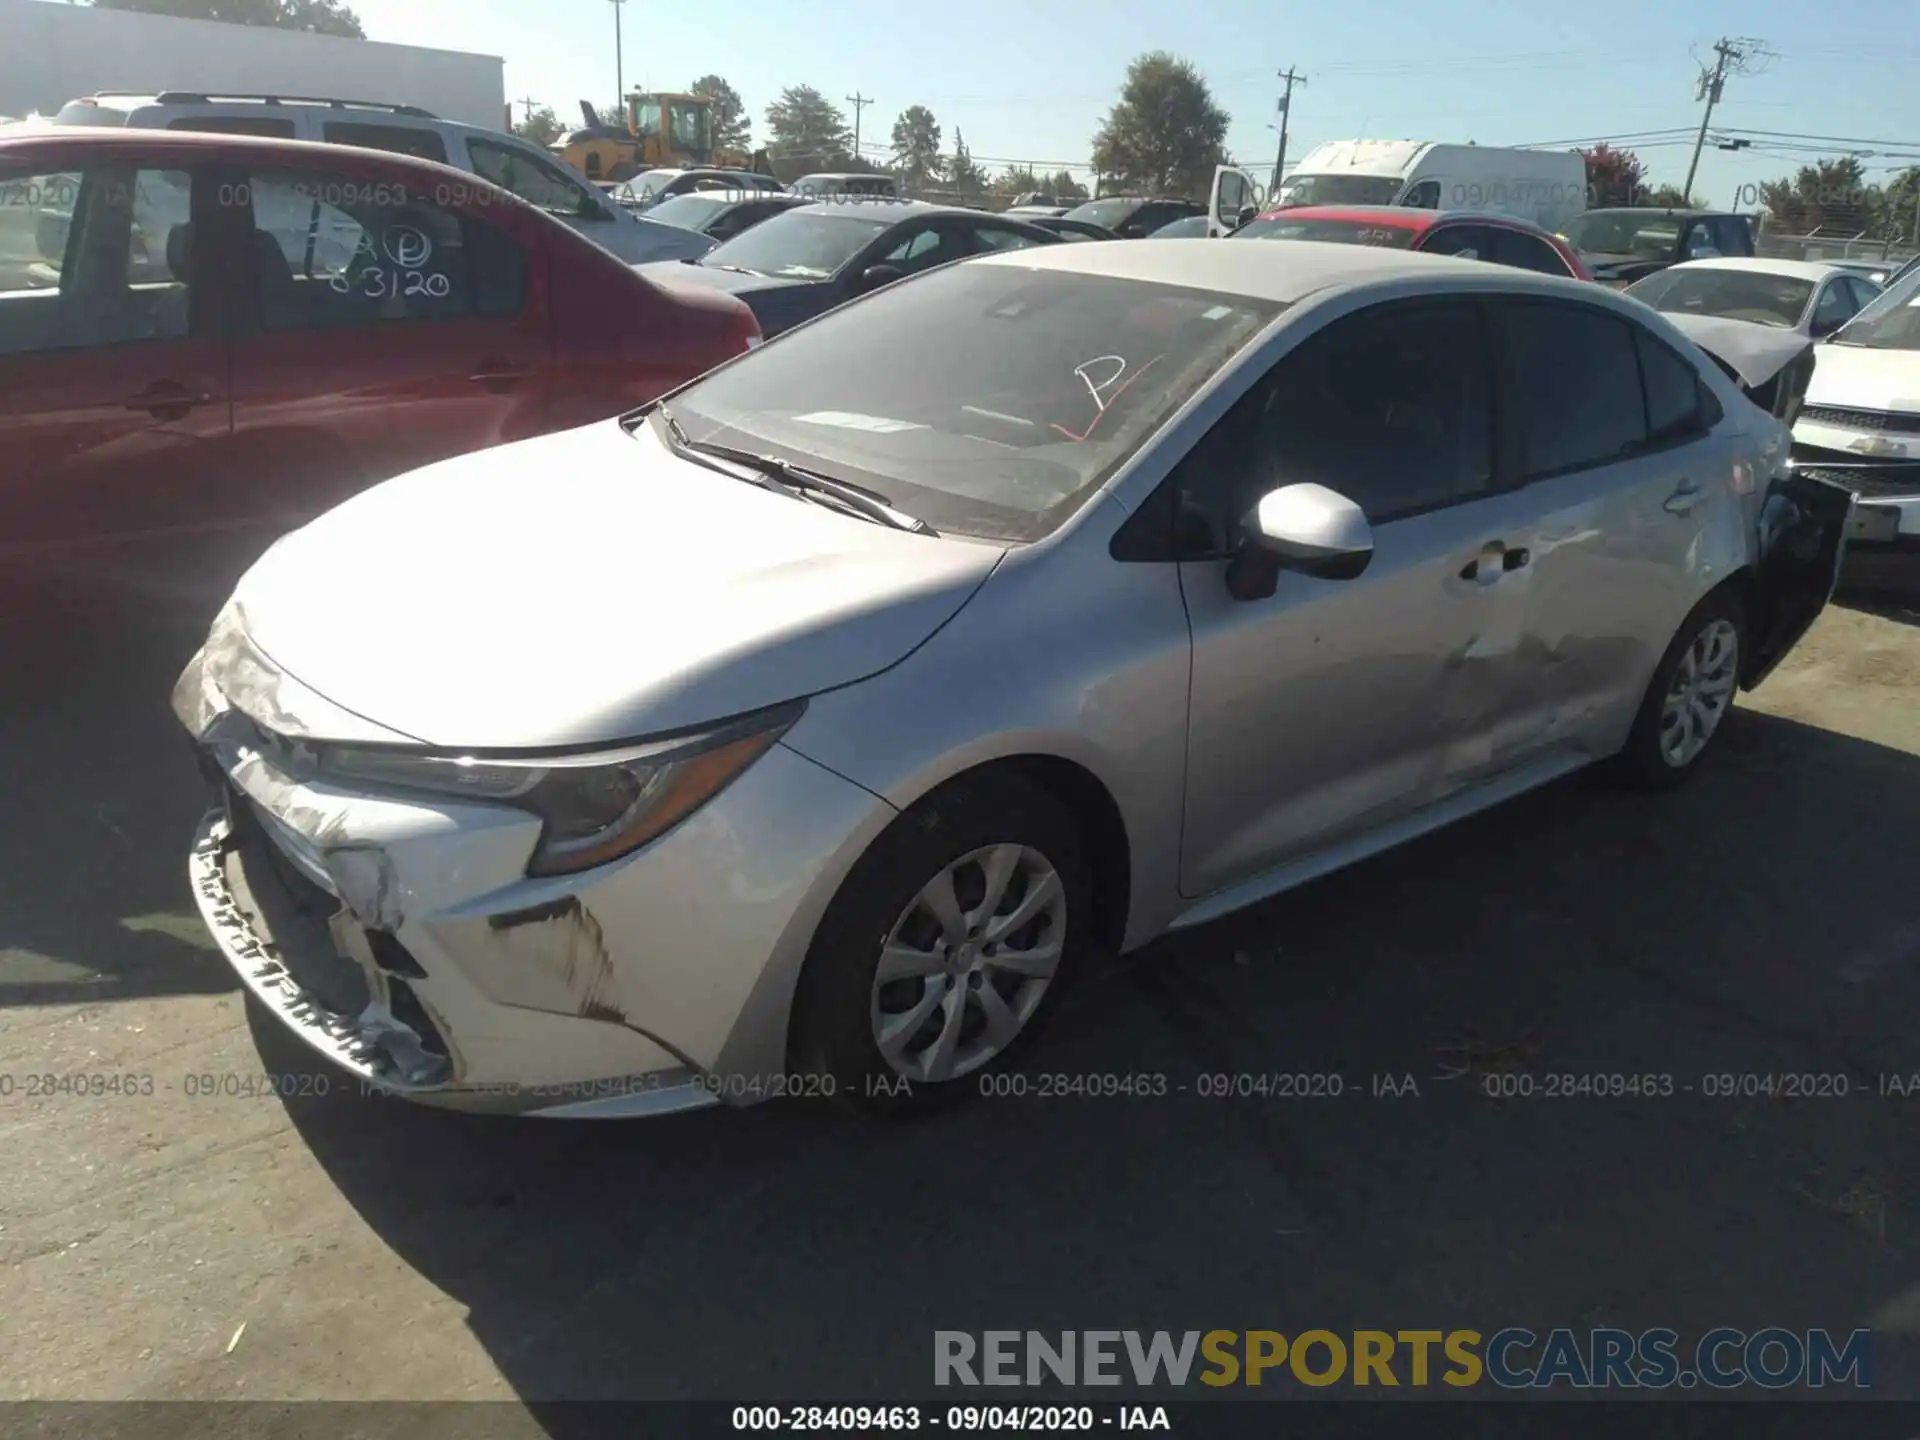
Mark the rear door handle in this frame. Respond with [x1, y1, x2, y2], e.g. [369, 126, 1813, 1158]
[468, 361, 533, 393]
[1664, 480, 1702, 515]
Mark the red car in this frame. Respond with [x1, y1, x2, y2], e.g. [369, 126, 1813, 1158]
[0, 129, 760, 547]
[1232, 204, 1593, 281]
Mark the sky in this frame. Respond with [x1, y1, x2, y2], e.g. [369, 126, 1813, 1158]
[347, 0, 1920, 208]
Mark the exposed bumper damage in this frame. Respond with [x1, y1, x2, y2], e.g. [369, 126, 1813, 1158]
[173, 607, 899, 1117]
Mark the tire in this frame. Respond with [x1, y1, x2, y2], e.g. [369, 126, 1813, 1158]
[790, 771, 1091, 1117]
[1609, 587, 1746, 790]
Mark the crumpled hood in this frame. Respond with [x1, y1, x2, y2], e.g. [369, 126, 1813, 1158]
[1663, 313, 1813, 388]
[1802, 343, 1920, 414]
[224, 420, 1004, 750]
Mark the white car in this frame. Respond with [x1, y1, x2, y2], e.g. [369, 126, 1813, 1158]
[48, 91, 711, 265]
[1790, 260, 1920, 584]
[1625, 257, 1880, 340]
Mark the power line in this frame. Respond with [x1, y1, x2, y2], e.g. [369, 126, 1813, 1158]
[1683, 36, 1771, 200]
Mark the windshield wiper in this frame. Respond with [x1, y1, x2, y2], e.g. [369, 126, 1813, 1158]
[655, 407, 936, 534]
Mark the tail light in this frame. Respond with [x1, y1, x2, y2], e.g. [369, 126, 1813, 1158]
[727, 300, 762, 355]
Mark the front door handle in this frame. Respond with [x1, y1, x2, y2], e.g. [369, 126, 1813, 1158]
[1664, 480, 1702, 515]
[1459, 540, 1520, 583]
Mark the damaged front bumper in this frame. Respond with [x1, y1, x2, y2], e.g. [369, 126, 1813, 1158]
[173, 611, 899, 1118]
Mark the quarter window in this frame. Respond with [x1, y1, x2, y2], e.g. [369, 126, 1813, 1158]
[1635, 327, 1718, 443]
[468, 139, 602, 219]
[0, 165, 192, 355]
[322, 123, 450, 165]
[1175, 299, 1494, 550]
[1496, 300, 1647, 478]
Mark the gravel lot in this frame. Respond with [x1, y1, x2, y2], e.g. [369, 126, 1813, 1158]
[4, 529, 1919, 1411]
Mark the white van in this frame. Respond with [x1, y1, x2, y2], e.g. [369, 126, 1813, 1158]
[1275, 140, 1587, 232]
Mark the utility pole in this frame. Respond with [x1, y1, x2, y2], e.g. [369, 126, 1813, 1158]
[846, 91, 872, 160]
[1683, 37, 1765, 203]
[1272, 68, 1306, 199]
[513, 95, 538, 133]
[609, 0, 627, 115]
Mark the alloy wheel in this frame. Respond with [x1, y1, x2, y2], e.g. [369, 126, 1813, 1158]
[869, 843, 1067, 1082]
[1659, 618, 1739, 768]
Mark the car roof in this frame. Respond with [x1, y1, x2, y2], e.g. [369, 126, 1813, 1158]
[1580, 207, 1741, 219]
[968, 235, 1556, 302]
[789, 198, 1022, 223]
[1665, 257, 1851, 281]
[0, 127, 540, 192]
[1248, 204, 1563, 235]
[795, 172, 894, 183]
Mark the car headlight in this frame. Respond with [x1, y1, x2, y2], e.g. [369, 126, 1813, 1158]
[316, 701, 802, 877]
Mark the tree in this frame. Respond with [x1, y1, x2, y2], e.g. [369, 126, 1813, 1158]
[945, 129, 988, 202]
[890, 105, 944, 190]
[1642, 183, 1701, 209]
[993, 165, 1043, 198]
[690, 75, 750, 152]
[1089, 52, 1229, 198]
[1581, 143, 1646, 208]
[1759, 157, 1876, 234]
[1047, 169, 1089, 201]
[764, 85, 850, 165]
[89, 0, 365, 36]
[513, 103, 563, 148]
[1879, 167, 1920, 246]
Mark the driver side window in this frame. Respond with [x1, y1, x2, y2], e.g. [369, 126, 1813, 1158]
[881, 223, 964, 274]
[1172, 299, 1494, 556]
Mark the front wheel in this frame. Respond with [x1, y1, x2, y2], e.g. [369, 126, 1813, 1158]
[790, 772, 1090, 1116]
[1610, 589, 1746, 789]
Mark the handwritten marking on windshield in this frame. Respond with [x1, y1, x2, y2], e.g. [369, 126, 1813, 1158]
[1051, 355, 1163, 443]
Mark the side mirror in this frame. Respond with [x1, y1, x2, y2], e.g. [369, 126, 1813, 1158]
[1235, 204, 1258, 229]
[1224, 483, 1375, 601]
[857, 263, 905, 293]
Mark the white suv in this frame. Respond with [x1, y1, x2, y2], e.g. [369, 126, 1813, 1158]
[50, 92, 714, 265]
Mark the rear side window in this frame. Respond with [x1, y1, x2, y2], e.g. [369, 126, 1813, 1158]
[171, 116, 298, 139]
[1490, 229, 1573, 277]
[242, 168, 524, 330]
[1496, 300, 1647, 478]
[1709, 215, 1752, 256]
[322, 123, 449, 164]
[1423, 225, 1494, 261]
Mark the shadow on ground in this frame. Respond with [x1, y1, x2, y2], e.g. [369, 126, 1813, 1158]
[249, 708, 1920, 1419]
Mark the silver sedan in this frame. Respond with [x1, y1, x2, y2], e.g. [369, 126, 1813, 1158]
[174, 240, 1853, 1119]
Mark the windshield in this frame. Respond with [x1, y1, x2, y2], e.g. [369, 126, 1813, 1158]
[663, 264, 1283, 542]
[1830, 264, 1920, 350]
[668, 101, 710, 156]
[1061, 198, 1143, 230]
[1564, 211, 1679, 257]
[646, 193, 734, 231]
[1625, 267, 1814, 330]
[700, 209, 890, 278]
[1151, 216, 1209, 238]
[627, 169, 679, 202]
[53, 101, 130, 128]
[1234, 215, 1419, 248]
[1273, 174, 1402, 208]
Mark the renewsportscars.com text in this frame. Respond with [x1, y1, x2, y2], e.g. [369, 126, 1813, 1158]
[934, 1328, 1871, 1390]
